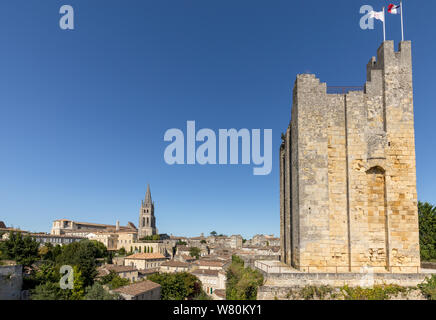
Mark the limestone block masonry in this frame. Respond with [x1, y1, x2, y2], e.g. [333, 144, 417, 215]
[280, 41, 420, 273]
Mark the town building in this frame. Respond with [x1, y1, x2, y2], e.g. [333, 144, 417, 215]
[50, 219, 136, 236]
[195, 259, 230, 271]
[124, 253, 168, 270]
[159, 260, 191, 273]
[1, 232, 85, 247]
[97, 264, 139, 282]
[190, 269, 226, 297]
[112, 280, 161, 300]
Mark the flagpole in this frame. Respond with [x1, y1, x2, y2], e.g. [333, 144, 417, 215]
[400, 1, 404, 41]
[383, 7, 386, 42]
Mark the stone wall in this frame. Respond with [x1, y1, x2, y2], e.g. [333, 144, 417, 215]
[280, 41, 420, 273]
[0, 264, 23, 300]
[257, 271, 434, 300]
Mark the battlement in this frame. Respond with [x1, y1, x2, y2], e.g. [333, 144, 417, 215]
[367, 41, 412, 80]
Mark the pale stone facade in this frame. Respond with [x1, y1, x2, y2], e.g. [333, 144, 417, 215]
[124, 253, 168, 270]
[190, 269, 226, 297]
[97, 264, 139, 283]
[160, 260, 191, 273]
[280, 41, 420, 273]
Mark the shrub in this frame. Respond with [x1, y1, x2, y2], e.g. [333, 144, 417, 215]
[341, 284, 406, 300]
[418, 275, 436, 300]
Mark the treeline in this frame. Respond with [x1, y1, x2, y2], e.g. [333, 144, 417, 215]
[418, 201, 436, 262]
[0, 231, 209, 300]
[0, 232, 120, 300]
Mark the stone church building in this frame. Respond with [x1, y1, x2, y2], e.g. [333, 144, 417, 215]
[279, 41, 420, 273]
[138, 184, 158, 238]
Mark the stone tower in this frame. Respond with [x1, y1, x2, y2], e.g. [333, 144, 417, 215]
[138, 184, 158, 238]
[280, 41, 420, 273]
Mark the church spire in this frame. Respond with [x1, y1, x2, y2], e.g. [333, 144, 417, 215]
[145, 184, 152, 204]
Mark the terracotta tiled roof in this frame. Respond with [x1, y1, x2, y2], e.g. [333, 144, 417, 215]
[181, 255, 196, 261]
[191, 269, 219, 276]
[196, 260, 227, 267]
[113, 280, 161, 296]
[30, 233, 85, 239]
[125, 253, 166, 260]
[213, 289, 226, 298]
[98, 265, 137, 277]
[138, 268, 159, 275]
[161, 260, 190, 268]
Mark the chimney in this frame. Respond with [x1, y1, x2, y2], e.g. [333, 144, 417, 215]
[116, 220, 120, 232]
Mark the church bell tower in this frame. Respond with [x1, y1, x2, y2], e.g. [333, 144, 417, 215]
[138, 184, 157, 238]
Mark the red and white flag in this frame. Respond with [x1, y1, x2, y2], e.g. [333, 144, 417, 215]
[388, 4, 401, 15]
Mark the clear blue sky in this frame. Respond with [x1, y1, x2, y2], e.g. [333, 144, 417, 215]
[0, 1, 434, 239]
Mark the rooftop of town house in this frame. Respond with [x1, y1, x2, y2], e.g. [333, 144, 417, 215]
[138, 268, 159, 275]
[97, 264, 138, 277]
[191, 269, 220, 276]
[160, 260, 191, 268]
[113, 280, 161, 296]
[195, 259, 228, 267]
[125, 253, 166, 260]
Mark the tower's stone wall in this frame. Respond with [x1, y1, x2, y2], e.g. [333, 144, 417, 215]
[280, 41, 420, 273]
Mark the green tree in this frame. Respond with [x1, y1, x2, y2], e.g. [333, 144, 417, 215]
[193, 291, 212, 300]
[55, 240, 101, 287]
[23, 261, 60, 291]
[31, 282, 66, 300]
[418, 275, 436, 300]
[418, 201, 436, 261]
[117, 247, 127, 256]
[85, 283, 119, 300]
[90, 240, 108, 259]
[148, 272, 202, 300]
[69, 266, 86, 300]
[210, 231, 217, 236]
[99, 270, 130, 289]
[189, 247, 201, 259]
[0, 232, 40, 267]
[226, 255, 264, 300]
